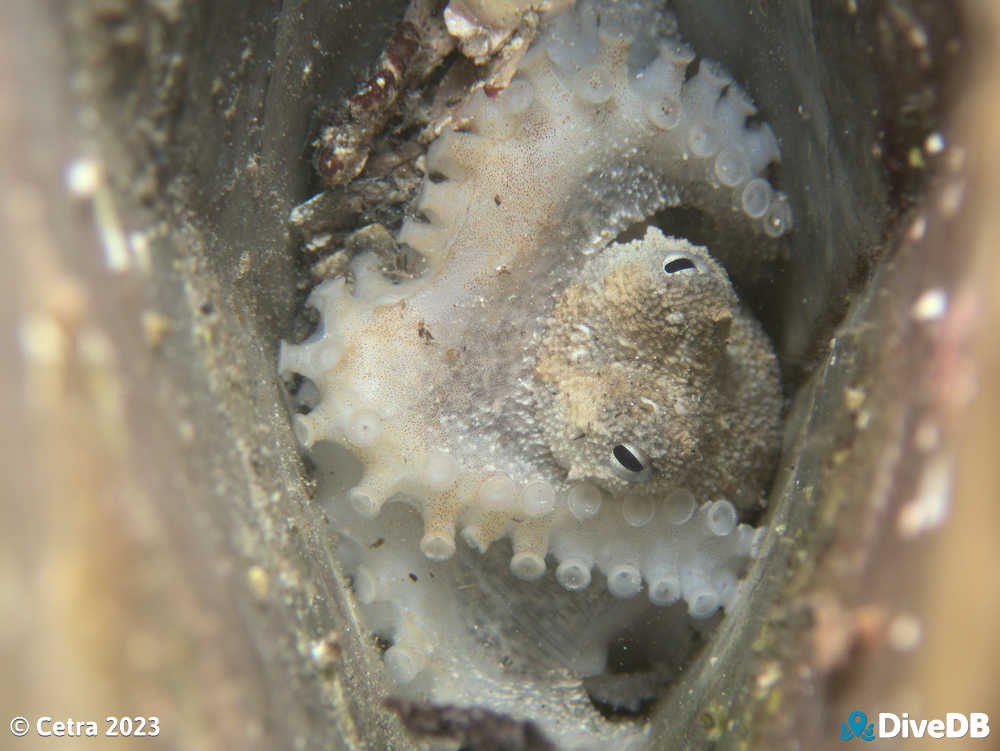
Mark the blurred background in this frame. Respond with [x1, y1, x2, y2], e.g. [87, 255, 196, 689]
[2, 0, 999, 749]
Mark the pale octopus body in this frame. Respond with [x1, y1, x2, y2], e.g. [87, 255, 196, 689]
[281, 0, 786, 698]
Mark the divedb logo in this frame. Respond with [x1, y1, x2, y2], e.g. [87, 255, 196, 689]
[841, 710, 991, 741]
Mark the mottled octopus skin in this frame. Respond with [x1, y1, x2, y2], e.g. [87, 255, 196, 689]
[281, 0, 786, 702]
[535, 230, 780, 508]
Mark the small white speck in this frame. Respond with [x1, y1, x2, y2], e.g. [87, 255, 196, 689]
[17, 313, 67, 365]
[907, 216, 927, 242]
[310, 634, 340, 666]
[924, 132, 945, 154]
[911, 288, 948, 321]
[94, 190, 131, 272]
[639, 397, 661, 413]
[907, 24, 929, 49]
[305, 233, 332, 252]
[897, 453, 953, 538]
[128, 230, 153, 273]
[756, 661, 782, 691]
[887, 613, 922, 652]
[65, 158, 102, 196]
[66, 158, 131, 272]
[151, 0, 182, 22]
[288, 200, 316, 225]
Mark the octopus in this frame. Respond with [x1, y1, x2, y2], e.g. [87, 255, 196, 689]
[280, 0, 788, 744]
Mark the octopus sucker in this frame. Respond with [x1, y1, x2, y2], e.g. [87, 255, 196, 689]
[281, 0, 788, 744]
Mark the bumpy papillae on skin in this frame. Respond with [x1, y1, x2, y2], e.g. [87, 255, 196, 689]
[281, 0, 784, 689]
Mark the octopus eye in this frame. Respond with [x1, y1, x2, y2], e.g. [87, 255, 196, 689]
[611, 443, 652, 482]
[662, 253, 708, 274]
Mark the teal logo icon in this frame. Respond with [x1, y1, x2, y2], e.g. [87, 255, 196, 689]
[841, 711, 876, 741]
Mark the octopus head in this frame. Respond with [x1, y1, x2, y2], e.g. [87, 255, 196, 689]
[535, 226, 759, 501]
